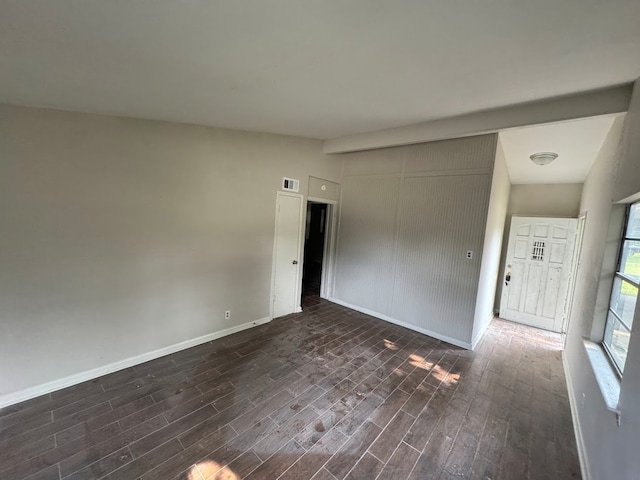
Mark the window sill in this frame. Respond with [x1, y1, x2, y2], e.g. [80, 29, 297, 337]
[583, 340, 621, 414]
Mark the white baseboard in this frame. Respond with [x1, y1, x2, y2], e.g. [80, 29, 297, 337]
[328, 297, 472, 350]
[562, 353, 591, 480]
[0, 316, 271, 409]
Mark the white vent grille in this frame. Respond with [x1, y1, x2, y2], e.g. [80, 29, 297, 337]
[282, 177, 300, 192]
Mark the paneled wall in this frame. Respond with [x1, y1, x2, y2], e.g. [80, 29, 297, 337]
[334, 178, 400, 315]
[332, 135, 498, 347]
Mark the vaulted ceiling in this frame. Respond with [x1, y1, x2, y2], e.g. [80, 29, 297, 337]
[1, 0, 639, 140]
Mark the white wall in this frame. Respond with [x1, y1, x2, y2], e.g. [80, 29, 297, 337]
[613, 79, 640, 204]
[332, 134, 497, 347]
[0, 104, 342, 403]
[472, 138, 510, 345]
[506, 183, 583, 217]
[494, 183, 583, 311]
[564, 78, 640, 480]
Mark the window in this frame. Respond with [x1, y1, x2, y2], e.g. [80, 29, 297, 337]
[603, 201, 640, 374]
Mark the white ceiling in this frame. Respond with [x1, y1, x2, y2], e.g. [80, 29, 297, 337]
[499, 115, 619, 184]
[1, 1, 639, 139]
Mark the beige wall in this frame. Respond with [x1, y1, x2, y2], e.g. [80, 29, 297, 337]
[0, 104, 341, 401]
[613, 80, 640, 204]
[308, 176, 340, 202]
[507, 183, 583, 217]
[472, 138, 510, 345]
[564, 79, 640, 480]
[494, 183, 583, 310]
[333, 135, 497, 347]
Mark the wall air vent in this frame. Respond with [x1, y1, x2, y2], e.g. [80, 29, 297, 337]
[282, 177, 300, 192]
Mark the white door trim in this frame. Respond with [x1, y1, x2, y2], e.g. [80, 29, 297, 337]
[303, 197, 339, 302]
[307, 196, 337, 204]
[321, 203, 337, 300]
[563, 213, 587, 339]
[270, 191, 305, 319]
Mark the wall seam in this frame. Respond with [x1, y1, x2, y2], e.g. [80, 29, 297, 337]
[388, 151, 408, 317]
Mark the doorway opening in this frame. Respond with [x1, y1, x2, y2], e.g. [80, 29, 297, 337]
[302, 202, 328, 308]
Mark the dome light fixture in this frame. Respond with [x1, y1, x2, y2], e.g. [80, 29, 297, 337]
[529, 151, 558, 166]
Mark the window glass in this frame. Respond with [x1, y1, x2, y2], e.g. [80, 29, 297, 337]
[627, 203, 640, 238]
[603, 201, 639, 374]
[610, 276, 637, 329]
[604, 313, 630, 372]
[620, 240, 640, 283]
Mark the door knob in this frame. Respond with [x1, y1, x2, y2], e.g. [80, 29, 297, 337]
[292, 260, 298, 265]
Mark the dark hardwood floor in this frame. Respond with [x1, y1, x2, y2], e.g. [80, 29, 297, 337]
[0, 300, 581, 480]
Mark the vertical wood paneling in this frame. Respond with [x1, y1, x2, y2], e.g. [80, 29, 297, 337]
[334, 134, 497, 346]
[391, 175, 491, 343]
[334, 177, 400, 315]
[341, 147, 405, 176]
[403, 135, 497, 173]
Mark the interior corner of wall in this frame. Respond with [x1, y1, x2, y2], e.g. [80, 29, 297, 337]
[471, 313, 492, 349]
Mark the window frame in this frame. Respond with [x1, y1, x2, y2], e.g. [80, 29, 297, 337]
[603, 201, 640, 375]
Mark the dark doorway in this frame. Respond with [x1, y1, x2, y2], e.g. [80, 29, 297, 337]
[302, 202, 328, 307]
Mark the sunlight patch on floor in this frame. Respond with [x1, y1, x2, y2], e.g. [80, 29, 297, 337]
[189, 460, 240, 480]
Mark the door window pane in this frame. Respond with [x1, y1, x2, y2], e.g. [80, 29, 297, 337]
[604, 313, 631, 371]
[611, 276, 637, 329]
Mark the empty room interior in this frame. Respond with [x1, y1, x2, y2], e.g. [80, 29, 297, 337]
[1, 2, 640, 479]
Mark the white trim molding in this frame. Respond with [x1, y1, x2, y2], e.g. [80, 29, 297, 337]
[328, 297, 472, 350]
[0, 316, 271, 409]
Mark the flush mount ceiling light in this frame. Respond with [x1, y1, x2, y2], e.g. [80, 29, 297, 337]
[529, 151, 558, 166]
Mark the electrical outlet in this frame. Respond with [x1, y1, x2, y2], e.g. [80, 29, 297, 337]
[224, 310, 231, 320]
[466, 251, 473, 259]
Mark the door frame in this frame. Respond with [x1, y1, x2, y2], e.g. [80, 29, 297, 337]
[270, 191, 305, 319]
[563, 213, 587, 340]
[307, 196, 339, 301]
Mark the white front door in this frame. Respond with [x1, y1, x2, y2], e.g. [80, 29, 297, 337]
[272, 192, 304, 318]
[500, 216, 577, 332]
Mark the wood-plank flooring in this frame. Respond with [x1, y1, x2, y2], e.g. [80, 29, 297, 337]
[0, 300, 581, 479]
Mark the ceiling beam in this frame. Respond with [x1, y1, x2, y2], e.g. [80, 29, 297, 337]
[323, 84, 633, 154]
